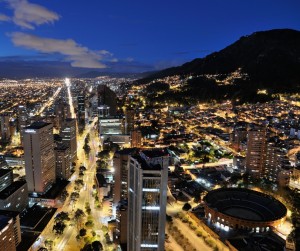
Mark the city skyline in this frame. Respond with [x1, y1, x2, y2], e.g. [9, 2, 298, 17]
[0, 0, 300, 73]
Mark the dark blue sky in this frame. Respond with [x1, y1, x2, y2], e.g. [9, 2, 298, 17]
[0, 0, 300, 72]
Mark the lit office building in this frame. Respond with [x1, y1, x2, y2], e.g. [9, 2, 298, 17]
[23, 122, 55, 195]
[0, 114, 11, 141]
[54, 145, 71, 180]
[60, 118, 77, 163]
[128, 149, 168, 251]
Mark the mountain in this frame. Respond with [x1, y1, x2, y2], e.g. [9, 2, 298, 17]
[143, 29, 300, 91]
[75, 70, 154, 79]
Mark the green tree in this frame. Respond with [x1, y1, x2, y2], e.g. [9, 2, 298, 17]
[182, 202, 192, 211]
[70, 192, 80, 202]
[53, 221, 66, 235]
[44, 239, 53, 251]
[79, 228, 87, 237]
[74, 209, 85, 229]
[60, 190, 69, 202]
[54, 211, 70, 223]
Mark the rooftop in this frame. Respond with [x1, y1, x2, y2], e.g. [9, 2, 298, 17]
[141, 149, 169, 158]
[0, 180, 27, 200]
[25, 121, 52, 130]
[0, 168, 12, 177]
[0, 214, 11, 230]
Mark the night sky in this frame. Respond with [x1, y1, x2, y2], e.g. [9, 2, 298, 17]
[0, 0, 300, 73]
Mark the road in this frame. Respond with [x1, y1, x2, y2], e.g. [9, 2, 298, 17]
[36, 86, 62, 116]
[36, 81, 110, 250]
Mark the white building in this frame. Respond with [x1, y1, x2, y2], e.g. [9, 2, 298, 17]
[128, 149, 168, 251]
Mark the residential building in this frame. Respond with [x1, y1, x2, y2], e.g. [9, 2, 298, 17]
[0, 215, 16, 251]
[245, 127, 267, 179]
[0, 210, 21, 247]
[0, 180, 28, 212]
[0, 169, 13, 192]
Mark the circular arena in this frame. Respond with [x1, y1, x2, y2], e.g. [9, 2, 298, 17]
[203, 188, 287, 232]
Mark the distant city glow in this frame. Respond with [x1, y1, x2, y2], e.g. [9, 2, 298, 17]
[65, 78, 70, 87]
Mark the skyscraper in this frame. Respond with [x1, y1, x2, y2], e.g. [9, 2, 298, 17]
[17, 105, 28, 145]
[125, 108, 135, 134]
[113, 148, 137, 205]
[0, 215, 16, 251]
[54, 145, 71, 180]
[265, 138, 285, 182]
[0, 114, 11, 141]
[60, 118, 77, 163]
[98, 85, 117, 116]
[131, 130, 142, 148]
[24, 122, 55, 195]
[77, 93, 85, 120]
[54, 99, 70, 130]
[245, 127, 267, 179]
[128, 149, 168, 251]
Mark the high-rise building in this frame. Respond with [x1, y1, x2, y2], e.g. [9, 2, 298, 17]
[17, 105, 28, 145]
[54, 99, 70, 130]
[131, 130, 142, 148]
[0, 169, 13, 192]
[113, 148, 137, 205]
[0, 180, 28, 212]
[0, 215, 16, 251]
[98, 85, 117, 116]
[115, 200, 128, 247]
[0, 114, 11, 141]
[245, 127, 267, 179]
[125, 108, 135, 134]
[0, 210, 21, 248]
[24, 122, 55, 195]
[54, 145, 71, 180]
[77, 92, 85, 124]
[60, 118, 77, 163]
[98, 105, 110, 118]
[128, 149, 168, 251]
[230, 127, 247, 152]
[0, 169, 28, 212]
[99, 117, 123, 135]
[265, 138, 285, 181]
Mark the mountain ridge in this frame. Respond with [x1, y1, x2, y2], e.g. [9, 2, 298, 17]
[142, 29, 300, 90]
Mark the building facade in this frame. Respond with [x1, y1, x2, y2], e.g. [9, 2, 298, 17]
[0, 215, 16, 251]
[98, 85, 117, 116]
[60, 118, 77, 163]
[54, 145, 71, 180]
[245, 127, 267, 179]
[0, 114, 11, 141]
[127, 150, 168, 251]
[113, 148, 137, 205]
[24, 122, 55, 195]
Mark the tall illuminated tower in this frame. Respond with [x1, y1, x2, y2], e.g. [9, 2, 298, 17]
[60, 118, 77, 163]
[245, 127, 267, 179]
[24, 122, 55, 195]
[0, 114, 11, 141]
[128, 149, 168, 251]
